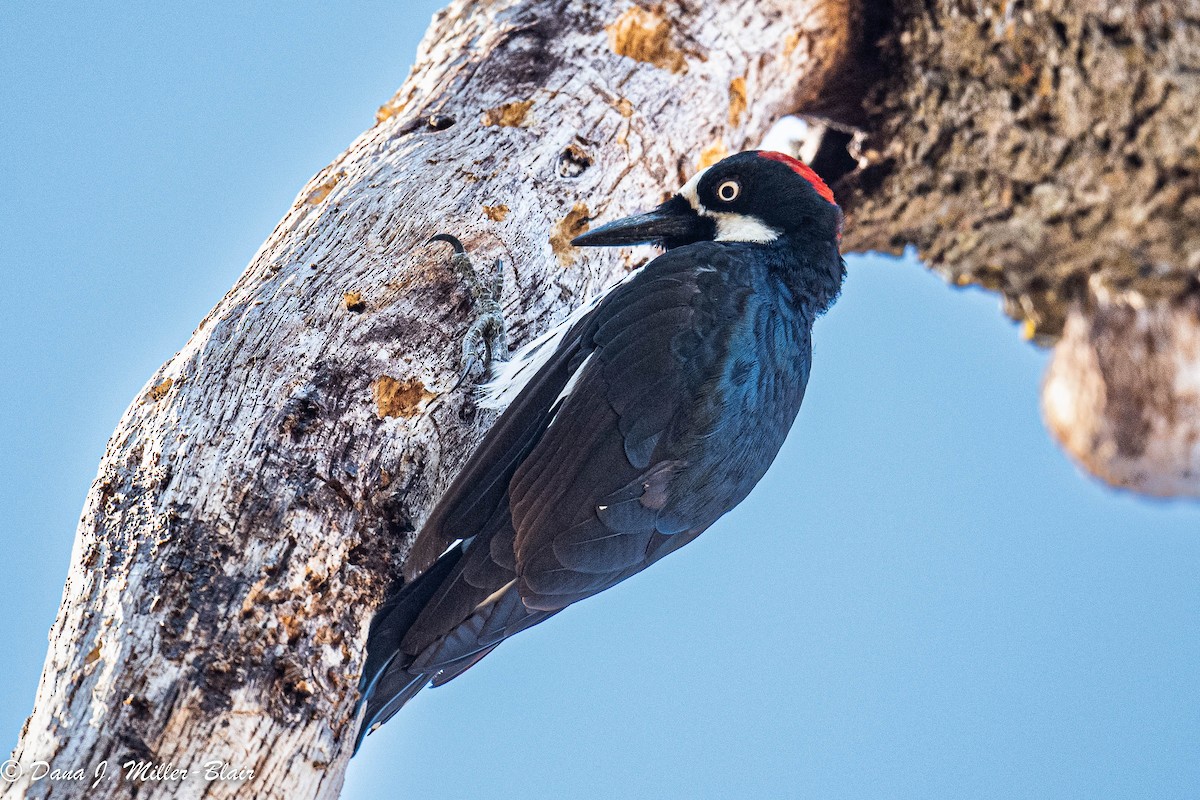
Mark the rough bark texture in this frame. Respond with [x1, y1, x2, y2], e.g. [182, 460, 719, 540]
[836, 0, 1200, 493]
[7, 1, 855, 798]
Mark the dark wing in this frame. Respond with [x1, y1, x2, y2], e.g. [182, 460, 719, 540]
[402, 321, 590, 582]
[404, 242, 746, 626]
[508, 243, 750, 610]
[358, 310, 594, 744]
[358, 244, 754, 745]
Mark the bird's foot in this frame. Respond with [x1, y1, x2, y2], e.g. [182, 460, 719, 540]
[456, 309, 508, 389]
[428, 234, 509, 391]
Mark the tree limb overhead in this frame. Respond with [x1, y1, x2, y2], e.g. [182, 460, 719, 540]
[838, 0, 1200, 495]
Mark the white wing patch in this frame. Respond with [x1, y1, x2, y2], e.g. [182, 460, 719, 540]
[478, 270, 635, 411]
[437, 536, 473, 559]
[477, 311, 579, 410]
[472, 579, 517, 613]
[554, 351, 594, 407]
[541, 350, 595, 428]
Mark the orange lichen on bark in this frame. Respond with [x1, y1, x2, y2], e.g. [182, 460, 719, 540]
[550, 203, 590, 266]
[343, 291, 365, 312]
[612, 98, 636, 147]
[698, 141, 728, 169]
[375, 100, 403, 124]
[783, 30, 802, 58]
[481, 100, 534, 127]
[373, 376, 436, 419]
[606, 6, 687, 73]
[728, 77, 747, 126]
[374, 87, 415, 124]
[144, 378, 174, 403]
[483, 204, 510, 221]
[305, 171, 344, 205]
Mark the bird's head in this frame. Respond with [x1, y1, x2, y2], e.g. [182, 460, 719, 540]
[572, 150, 841, 250]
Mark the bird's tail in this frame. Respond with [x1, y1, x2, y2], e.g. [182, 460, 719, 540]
[352, 545, 464, 753]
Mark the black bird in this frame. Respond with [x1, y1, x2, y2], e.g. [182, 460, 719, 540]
[355, 150, 845, 750]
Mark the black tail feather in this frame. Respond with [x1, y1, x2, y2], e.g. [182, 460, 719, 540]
[353, 544, 465, 753]
[353, 663, 428, 753]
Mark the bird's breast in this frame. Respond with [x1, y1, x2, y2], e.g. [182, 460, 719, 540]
[664, 295, 812, 518]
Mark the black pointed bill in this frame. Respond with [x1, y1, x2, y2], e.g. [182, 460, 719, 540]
[571, 195, 709, 248]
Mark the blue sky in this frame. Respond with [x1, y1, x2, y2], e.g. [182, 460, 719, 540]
[2, 5, 1197, 799]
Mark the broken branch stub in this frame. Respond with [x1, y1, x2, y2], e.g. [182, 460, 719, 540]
[1044, 296, 1200, 498]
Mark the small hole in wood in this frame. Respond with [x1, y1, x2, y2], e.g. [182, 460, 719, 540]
[557, 143, 593, 178]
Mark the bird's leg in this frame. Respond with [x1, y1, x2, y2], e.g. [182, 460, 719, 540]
[428, 234, 508, 390]
[458, 285, 507, 384]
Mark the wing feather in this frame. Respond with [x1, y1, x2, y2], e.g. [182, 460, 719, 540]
[403, 325, 589, 580]
[393, 243, 774, 674]
[509, 244, 744, 610]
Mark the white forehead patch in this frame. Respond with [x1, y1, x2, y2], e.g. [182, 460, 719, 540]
[676, 166, 781, 244]
[677, 167, 709, 212]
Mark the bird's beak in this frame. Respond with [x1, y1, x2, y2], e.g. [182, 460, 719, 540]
[571, 195, 705, 248]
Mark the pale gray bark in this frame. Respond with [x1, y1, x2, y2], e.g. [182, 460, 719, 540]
[6, 1, 856, 798]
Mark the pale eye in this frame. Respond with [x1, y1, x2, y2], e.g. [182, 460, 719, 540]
[716, 180, 740, 202]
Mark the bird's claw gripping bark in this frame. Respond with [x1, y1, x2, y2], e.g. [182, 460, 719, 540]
[458, 309, 507, 385]
[428, 234, 508, 392]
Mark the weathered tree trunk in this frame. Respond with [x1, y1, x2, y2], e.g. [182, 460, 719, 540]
[7, 2, 857, 798]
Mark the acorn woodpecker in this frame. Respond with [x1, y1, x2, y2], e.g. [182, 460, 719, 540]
[355, 150, 845, 750]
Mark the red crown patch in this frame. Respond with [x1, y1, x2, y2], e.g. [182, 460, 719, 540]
[758, 151, 836, 205]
